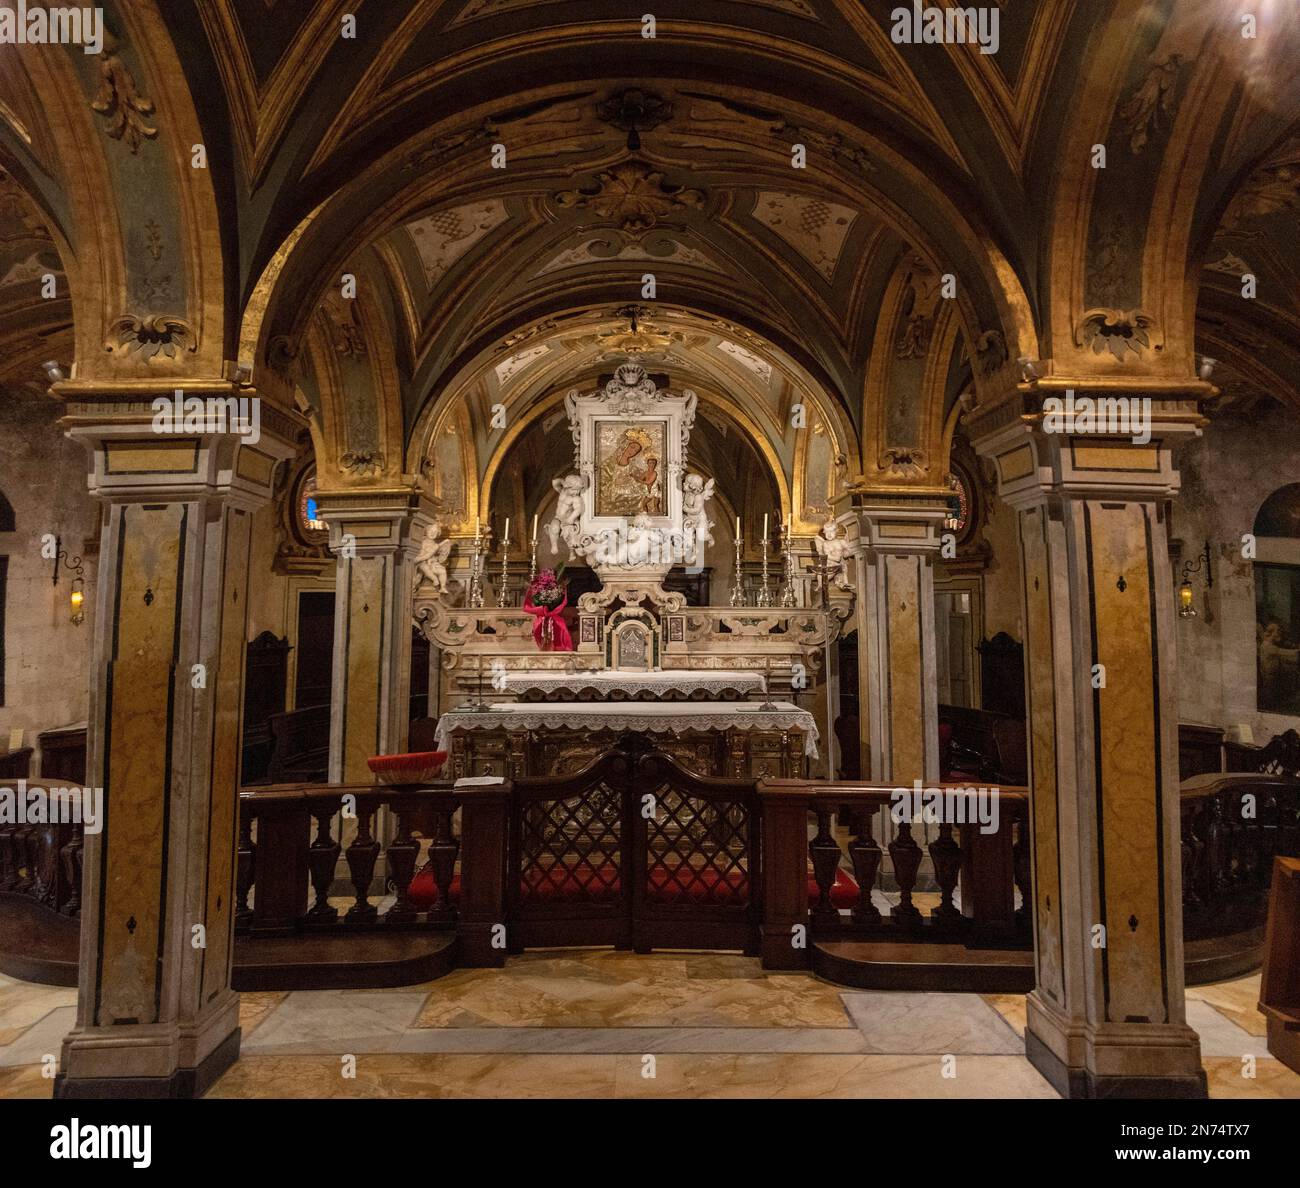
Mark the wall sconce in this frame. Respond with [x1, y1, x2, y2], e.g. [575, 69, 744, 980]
[52, 535, 86, 625]
[1178, 540, 1213, 619]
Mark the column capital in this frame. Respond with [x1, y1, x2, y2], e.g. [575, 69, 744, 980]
[314, 486, 436, 558]
[833, 487, 951, 557]
[968, 390, 1206, 510]
[56, 383, 302, 509]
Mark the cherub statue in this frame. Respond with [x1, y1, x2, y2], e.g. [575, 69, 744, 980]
[414, 521, 454, 594]
[681, 472, 715, 563]
[546, 472, 588, 556]
[814, 518, 852, 590]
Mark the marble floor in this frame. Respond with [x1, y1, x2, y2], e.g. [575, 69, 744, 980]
[1, 952, 1297, 1099]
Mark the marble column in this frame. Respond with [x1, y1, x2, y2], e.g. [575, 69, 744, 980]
[55, 391, 298, 1098]
[837, 491, 949, 784]
[971, 392, 1206, 1098]
[315, 489, 433, 782]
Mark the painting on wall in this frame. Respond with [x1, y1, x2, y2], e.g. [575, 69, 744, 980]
[1255, 483, 1300, 539]
[1256, 563, 1300, 715]
[595, 420, 666, 518]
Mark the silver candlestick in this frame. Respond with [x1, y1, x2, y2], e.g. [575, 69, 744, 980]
[779, 522, 798, 607]
[496, 535, 512, 607]
[729, 530, 746, 607]
[528, 534, 538, 584]
[467, 530, 486, 608]
[755, 532, 773, 608]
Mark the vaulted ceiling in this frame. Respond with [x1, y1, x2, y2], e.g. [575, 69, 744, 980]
[3, 0, 1300, 454]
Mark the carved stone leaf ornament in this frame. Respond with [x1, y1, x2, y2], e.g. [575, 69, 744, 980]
[340, 451, 385, 476]
[106, 314, 196, 361]
[1075, 309, 1163, 361]
[91, 43, 158, 153]
[554, 163, 705, 239]
[878, 447, 927, 479]
[1117, 55, 1185, 156]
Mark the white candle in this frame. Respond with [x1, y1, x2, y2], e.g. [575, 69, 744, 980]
[735, 516, 741, 538]
[474, 515, 480, 538]
[763, 513, 768, 539]
[503, 517, 510, 545]
[531, 514, 539, 544]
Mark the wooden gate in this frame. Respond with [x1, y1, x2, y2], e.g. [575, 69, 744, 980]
[508, 741, 759, 953]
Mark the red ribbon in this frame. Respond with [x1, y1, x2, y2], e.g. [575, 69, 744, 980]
[523, 592, 573, 652]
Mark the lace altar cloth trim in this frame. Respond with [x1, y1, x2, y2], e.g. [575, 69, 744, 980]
[501, 669, 766, 700]
[435, 700, 819, 758]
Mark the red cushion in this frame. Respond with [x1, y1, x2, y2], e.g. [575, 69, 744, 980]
[407, 863, 860, 910]
[809, 866, 860, 908]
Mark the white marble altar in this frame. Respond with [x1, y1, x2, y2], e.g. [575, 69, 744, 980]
[434, 700, 820, 758]
[501, 669, 767, 701]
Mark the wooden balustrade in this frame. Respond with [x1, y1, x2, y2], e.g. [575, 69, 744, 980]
[0, 778, 85, 919]
[1180, 774, 1300, 950]
[757, 778, 1030, 971]
[236, 781, 465, 937]
[7, 761, 1291, 991]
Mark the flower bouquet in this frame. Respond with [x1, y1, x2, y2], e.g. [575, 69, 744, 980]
[523, 567, 573, 652]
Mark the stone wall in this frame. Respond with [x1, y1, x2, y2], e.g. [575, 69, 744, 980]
[981, 485, 1023, 642]
[0, 392, 97, 763]
[1173, 403, 1300, 744]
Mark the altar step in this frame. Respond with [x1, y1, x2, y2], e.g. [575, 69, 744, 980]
[811, 938, 1036, 994]
[0, 894, 458, 991]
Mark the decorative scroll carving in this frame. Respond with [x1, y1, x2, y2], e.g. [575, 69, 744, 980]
[403, 119, 498, 174]
[1074, 308, 1163, 360]
[91, 46, 158, 153]
[596, 88, 672, 150]
[554, 162, 705, 239]
[895, 255, 941, 359]
[1117, 55, 1186, 155]
[340, 451, 384, 476]
[973, 329, 1008, 378]
[877, 447, 927, 479]
[105, 314, 196, 361]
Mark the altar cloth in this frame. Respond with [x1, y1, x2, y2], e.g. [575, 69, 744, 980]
[501, 669, 766, 701]
[434, 699, 819, 758]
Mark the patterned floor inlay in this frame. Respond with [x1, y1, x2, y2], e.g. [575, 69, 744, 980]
[0, 952, 1294, 1099]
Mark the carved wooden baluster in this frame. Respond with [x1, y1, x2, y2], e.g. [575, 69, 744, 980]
[1180, 802, 1199, 910]
[345, 804, 380, 923]
[808, 807, 841, 926]
[1194, 799, 1224, 908]
[305, 810, 341, 923]
[384, 806, 420, 926]
[928, 821, 962, 924]
[426, 805, 460, 924]
[0, 821, 15, 891]
[1223, 789, 1245, 887]
[1259, 788, 1280, 871]
[888, 821, 923, 927]
[1013, 811, 1032, 931]
[60, 824, 84, 917]
[1233, 789, 1260, 889]
[14, 825, 34, 894]
[235, 814, 255, 931]
[847, 807, 882, 924]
